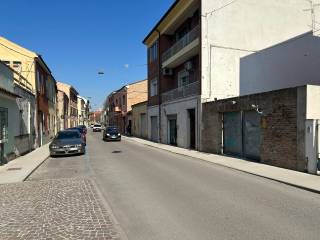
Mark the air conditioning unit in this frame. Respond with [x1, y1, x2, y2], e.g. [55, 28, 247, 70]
[162, 68, 173, 76]
[185, 61, 193, 71]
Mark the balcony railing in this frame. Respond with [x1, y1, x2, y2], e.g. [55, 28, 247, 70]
[162, 81, 200, 103]
[162, 25, 200, 63]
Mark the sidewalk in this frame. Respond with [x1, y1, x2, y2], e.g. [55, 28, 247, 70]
[0, 143, 50, 184]
[123, 136, 320, 194]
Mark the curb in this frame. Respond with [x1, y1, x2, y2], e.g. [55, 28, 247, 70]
[0, 143, 51, 184]
[91, 177, 129, 240]
[23, 155, 49, 181]
[123, 137, 320, 195]
[22, 142, 51, 182]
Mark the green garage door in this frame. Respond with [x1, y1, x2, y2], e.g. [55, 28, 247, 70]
[223, 112, 242, 157]
[243, 111, 261, 160]
[223, 111, 261, 161]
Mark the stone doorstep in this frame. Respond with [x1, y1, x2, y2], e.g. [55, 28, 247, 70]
[123, 136, 320, 194]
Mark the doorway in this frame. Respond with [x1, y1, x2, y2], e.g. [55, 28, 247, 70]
[140, 113, 146, 138]
[223, 112, 242, 156]
[243, 111, 261, 160]
[188, 109, 196, 149]
[167, 115, 177, 146]
[0, 107, 8, 165]
[150, 116, 158, 142]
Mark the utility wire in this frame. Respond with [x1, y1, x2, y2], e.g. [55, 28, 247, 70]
[0, 42, 34, 59]
[203, 0, 240, 16]
[210, 44, 257, 53]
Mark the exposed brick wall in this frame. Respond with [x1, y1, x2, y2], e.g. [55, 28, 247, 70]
[202, 87, 306, 172]
[259, 89, 299, 170]
[201, 104, 222, 154]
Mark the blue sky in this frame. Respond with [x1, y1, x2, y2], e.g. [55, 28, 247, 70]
[0, 0, 174, 110]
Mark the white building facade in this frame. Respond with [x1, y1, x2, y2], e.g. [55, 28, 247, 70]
[144, 0, 318, 150]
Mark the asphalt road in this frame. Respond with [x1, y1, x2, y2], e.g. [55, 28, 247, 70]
[30, 131, 320, 240]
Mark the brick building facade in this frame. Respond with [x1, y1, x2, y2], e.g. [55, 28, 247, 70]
[106, 80, 147, 134]
[201, 85, 320, 173]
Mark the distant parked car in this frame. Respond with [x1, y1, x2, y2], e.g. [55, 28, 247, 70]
[49, 130, 86, 157]
[77, 125, 87, 134]
[103, 126, 121, 141]
[93, 124, 102, 132]
[90, 123, 94, 128]
[69, 127, 86, 144]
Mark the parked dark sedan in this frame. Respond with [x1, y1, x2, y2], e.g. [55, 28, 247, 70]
[103, 126, 121, 141]
[49, 130, 86, 157]
[68, 127, 86, 144]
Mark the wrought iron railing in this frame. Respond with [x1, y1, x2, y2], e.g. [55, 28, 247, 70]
[162, 25, 200, 63]
[162, 81, 200, 103]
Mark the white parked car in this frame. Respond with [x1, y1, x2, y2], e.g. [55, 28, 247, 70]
[92, 124, 102, 132]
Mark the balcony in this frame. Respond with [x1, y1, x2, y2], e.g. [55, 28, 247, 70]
[162, 81, 200, 103]
[14, 78, 33, 92]
[114, 106, 121, 112]
[162, 25, 200, 68]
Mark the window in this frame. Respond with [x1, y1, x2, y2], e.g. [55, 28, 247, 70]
[2, 61, 10, 66]
[178, 70, 189, 87]
[12, 61, 22, 69]
[122, 95, 125, 106]
[36, 70, 40, 92]
[40, 74, 44, 94]
[148, 41, 158, 63]
[48, 114, 50, 131]
[150, 78, 158, 97]
[176, 27, 189, 41]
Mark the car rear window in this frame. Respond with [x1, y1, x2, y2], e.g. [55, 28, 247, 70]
[94, 125, 101, 127]
[68, 127, 81, 132]
[107, 127, 118, 131]
[57, 131, 81, 139]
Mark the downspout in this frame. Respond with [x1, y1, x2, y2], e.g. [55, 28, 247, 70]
[33, 60, 40, 148]
[156, 29, 162, 143]
[317, 120, 320, 173]
[198, 0, 203, 151]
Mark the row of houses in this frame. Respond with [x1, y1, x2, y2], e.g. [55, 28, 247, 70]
[103, 80, 148, 134]
[0, 37, 89, 165]
[104, 0, 320, 175]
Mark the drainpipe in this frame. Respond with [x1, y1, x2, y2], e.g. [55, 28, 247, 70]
[317, 120, 320, 172]
[156, 29, 162, 143]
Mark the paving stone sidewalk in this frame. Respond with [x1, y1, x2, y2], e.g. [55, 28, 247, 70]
[0, 178, 121, 240]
